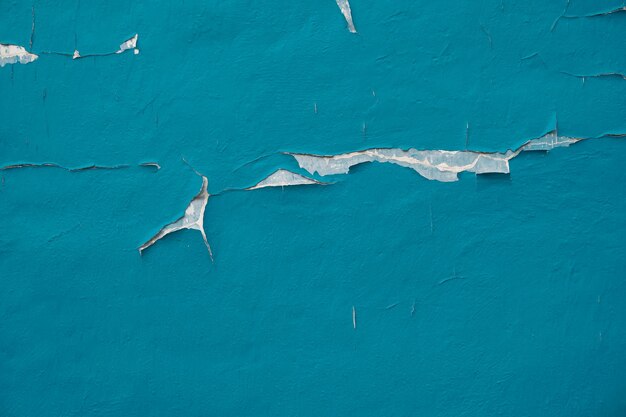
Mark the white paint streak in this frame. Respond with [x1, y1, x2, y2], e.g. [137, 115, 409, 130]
[0, 44, 38, 67]
[352, 306, 357, 329]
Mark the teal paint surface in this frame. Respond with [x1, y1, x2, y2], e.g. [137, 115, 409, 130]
[1, 1, 626, 415]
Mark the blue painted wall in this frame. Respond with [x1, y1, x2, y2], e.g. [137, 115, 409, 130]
[1, 1, 625, 415]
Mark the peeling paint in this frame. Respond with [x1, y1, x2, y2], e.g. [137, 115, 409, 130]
[2, 1, 625, 415]
[287, 132, 612, 182]
[139, 176, 213, 260]
[0, 44, 38, 67]
[520, 131, 582, 151]
[336, 0, 357, 33]
[116, 34, 139, 55]
[246, 169, 327, 190]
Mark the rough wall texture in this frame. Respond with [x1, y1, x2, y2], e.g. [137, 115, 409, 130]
[1, 1, 625, 415]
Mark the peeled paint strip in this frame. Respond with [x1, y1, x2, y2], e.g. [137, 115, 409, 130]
[0, 44, 38, 67]
[288, 132, 596, 182]
[139, 176, 213, 259]
[336, 0, 357, 33]
[246, 169, 326, 190]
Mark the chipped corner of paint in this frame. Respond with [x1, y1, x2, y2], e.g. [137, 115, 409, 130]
[139, 175, 213, 261]
[0, 44, 38, 67]
[336, 0, 357, 33]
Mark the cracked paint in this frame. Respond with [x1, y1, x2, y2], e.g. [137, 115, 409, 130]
[2, 33, 140, 64]
[50, 33, 140, 60]
[289, 148, 514, 181]
[0, 162, 158, 172]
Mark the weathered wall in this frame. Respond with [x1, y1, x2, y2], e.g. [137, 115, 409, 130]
[1, 0, 625, 415]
